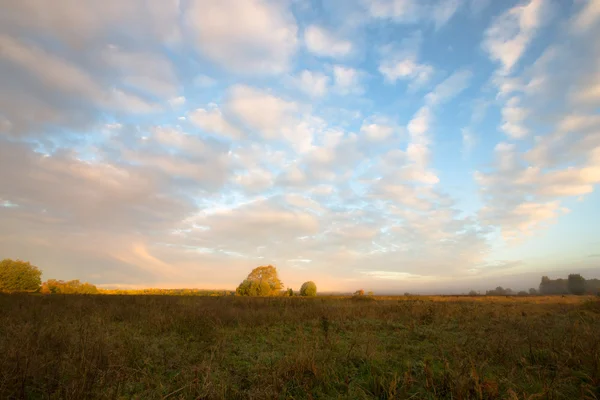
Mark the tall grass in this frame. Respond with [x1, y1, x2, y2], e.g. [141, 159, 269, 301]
[0, 294, 598, 399]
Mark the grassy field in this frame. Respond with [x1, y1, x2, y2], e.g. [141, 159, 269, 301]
[1, 294, 599, 399]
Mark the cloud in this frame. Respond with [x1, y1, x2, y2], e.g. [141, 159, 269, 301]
[379, 59, 434, 86]
[186, 0, 298, 74]
[425, 69, 472, 105]
[101, 45, 179, 98]
[365, 0, 462, 28]
[0, 35, 160, 136]
[482, 0, 552, 74]
[294, 70, 330, 97]
[0, 0, 182, 46]
[500, 96, 529, 139]
[188, 105, 243, 139]
[194, 74, 217, 87]
[360, 122, 396, 141]
[571, 0, 600, 34]
[304, 25, 352, 58]
[333, 65, 363, 94]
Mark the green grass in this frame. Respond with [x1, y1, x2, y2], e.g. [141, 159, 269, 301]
[1, 294, 599, 399]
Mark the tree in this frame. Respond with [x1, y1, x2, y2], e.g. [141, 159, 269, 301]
[517, 291, 528, 296]
[355, 289, 365, 296]
[529, 288, 538, 295]
[41, 279, 98, 294]
[300, 281, 317, 297]
[236, 265, 283, 296]
[287, 288, 294, 297]
[468, 290, 478, 296]
[0, 259, 42, 292]
[568, 274, 586, 295]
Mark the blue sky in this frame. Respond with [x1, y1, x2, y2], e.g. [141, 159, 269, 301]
[1, 0, 599, 293]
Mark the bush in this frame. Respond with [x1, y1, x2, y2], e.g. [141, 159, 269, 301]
[300, 281, 317, 297]
[0, 259, 42, 292]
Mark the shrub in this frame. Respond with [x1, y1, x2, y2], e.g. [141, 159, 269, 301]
[300, 281, 317, 297]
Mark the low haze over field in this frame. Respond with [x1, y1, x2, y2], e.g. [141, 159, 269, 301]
[0, 0, 599, 292]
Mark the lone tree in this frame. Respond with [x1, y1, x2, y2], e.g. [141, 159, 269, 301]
[236, 265, 283, 296]
[568, 274, 586, 295]
[0, 259, 42, 292]
[300, 281, 317, 297]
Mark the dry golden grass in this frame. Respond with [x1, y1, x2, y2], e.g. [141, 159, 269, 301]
[1, 294, 599, 399]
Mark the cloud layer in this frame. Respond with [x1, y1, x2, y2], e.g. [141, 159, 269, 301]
[1, 0, 599, 292]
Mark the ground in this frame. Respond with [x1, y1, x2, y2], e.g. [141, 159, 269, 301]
[1, 294, 599, 399]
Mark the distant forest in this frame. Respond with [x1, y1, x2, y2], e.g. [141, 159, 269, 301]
[483, 274, 600, 296]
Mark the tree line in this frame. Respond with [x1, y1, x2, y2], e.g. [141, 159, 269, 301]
[477, 274, 600, 296]
[2, 258, 599, 297]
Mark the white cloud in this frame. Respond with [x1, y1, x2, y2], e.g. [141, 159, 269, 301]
[186, 0, 298, 74]
[571, 0, 600, 33]
[425, 69, 472, 105]
[194, 74, 217, 87]
[0, 35, 158, 114]
[462, 128, 476, 155]
[361, 123, 395, 141]
[304, 25, 353, 58]
[366, 0, 462, 28]
[102, 45, 179, 98]
[294, 70, 330, 97]
[168, 96, 186, 107]
[226, 85, 298, 137]
[432, 0, 462, 30]
[483, 0, 551, 74]
[188, 106, 243, 139]
[333, 65, 363, 94]
[0, 0, 182, 46]
[500, 96, 529, 139]
[379, 59, 434, 86]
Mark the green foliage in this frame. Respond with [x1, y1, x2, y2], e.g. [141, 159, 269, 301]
[299, 281, 317, 297]
[235, 279, 272, 296]
[235, 265, 283, 296]
[287, 288, 294, 297]
[0, 259, 42, 292]
[42, 279, 99, 294]
[568, 274, 586, 295]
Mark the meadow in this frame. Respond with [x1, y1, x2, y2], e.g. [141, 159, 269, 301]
[1, 294, 599, 399]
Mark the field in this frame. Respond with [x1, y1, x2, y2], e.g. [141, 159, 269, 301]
[1, 295, 599, 399]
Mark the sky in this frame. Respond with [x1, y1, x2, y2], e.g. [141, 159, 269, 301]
[0, 0, 599, 293]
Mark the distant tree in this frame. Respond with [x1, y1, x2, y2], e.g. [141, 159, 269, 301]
[403, 292, 410, 296]
[486, 286, 514, 296]
[585, 279, 600, 295]
[539, 276, 569, 295]
[367, 291, 374, 296]
[300, 281, 317, 297]
[41, 279, 98, 294]
[529, 288, 538, 295]
[0, 259, 42, 292]
[517, 291, 528, 296]
[287, 288, 294, 297]
[468, 290, 478, 296]
[355, 289, 365, 296]
[568, 274, 586, 295]
[236, 265, 283, 296]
